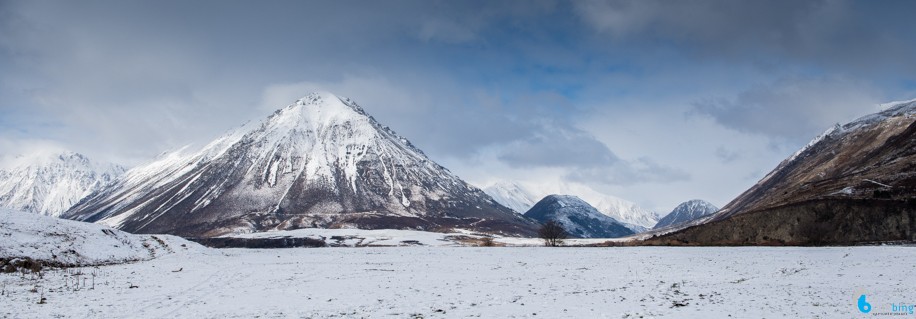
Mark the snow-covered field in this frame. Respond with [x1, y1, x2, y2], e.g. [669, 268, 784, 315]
[223, 227, 625, 247]
[3, 246, 914, 318]
[228, 228, 485, 247]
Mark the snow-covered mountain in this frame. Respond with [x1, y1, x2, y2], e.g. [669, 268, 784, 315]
[0, 151, 125, 217]
[482, 181, 539, 214]
[711, 98, 916, 222]
[591, 196, 660, 232]
[649, 99, 916, 245]
[64, 92, 537, 237]
[523, 195, 634, 238]
[652, 199, 718, 230]
[483, 180, 658, 233]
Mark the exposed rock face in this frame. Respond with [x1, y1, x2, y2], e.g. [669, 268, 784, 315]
[64, 92, 537, 237]
[647, 199, 914, 245]
[648, 100, 916, 245]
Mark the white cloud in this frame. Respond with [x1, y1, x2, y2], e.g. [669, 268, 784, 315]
[0, 138, 69, 168]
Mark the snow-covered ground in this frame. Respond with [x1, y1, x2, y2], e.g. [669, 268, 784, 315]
[0, 209, 203, 266]
[223, 227, 628, 247]
[228, 228, 484, 247]
[2, 246, 913, 318]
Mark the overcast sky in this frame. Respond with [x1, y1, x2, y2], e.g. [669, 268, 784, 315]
[2, 0, 915, 212]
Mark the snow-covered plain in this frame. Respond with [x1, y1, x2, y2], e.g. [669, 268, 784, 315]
[224, 227, 625, 247]
[2, 246, 913, 318]
[227, 228, 485, 247]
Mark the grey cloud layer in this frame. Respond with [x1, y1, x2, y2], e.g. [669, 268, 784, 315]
[574, 0, 916, 74]
[693, 76, 880, 143]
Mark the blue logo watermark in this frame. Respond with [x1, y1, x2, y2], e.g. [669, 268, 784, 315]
[859, 295, 872, 313]
[857, 294, 916, 316]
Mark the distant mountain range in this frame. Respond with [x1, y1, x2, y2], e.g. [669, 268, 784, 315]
[0, 152, 124, 217]
[64, 92, 538, 237]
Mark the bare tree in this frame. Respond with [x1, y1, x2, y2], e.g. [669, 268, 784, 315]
[538, 220, 567, 247]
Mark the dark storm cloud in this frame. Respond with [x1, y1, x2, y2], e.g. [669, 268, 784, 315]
[573, 0, 916, 75]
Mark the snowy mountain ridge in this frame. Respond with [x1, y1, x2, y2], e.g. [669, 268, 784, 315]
[758, 99, 916, 190]
[0, 151, 124, 217]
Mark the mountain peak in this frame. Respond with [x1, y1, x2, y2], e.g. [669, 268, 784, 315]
[65, 94, 536, 237]
[295, 92, 371, 116]
[264, 92, 369, 133]
[542, 194, 581, 204]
